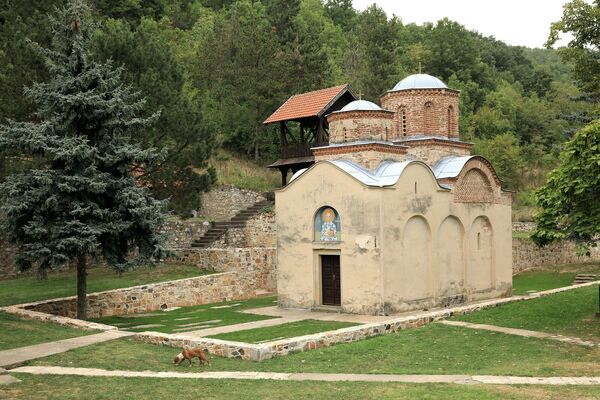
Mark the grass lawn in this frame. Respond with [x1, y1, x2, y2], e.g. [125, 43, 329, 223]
[208, 319, 358, 343]
[28, 323, 600, 377]
[455, 285, 600, 341]
[90, 296, 278, 333]
[0, 264, 209, 307]
[512, 262, 599, 295]
[4, 375, 600, 400]
[512, 230, 532, 240]
[0, 312, 94, 351]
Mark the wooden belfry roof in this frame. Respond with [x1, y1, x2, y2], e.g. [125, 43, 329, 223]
[264, 84, 353, 125]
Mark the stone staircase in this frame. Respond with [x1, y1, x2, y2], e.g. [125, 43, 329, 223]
[191, 200, 274, 249]
[573, 274, 597, 285]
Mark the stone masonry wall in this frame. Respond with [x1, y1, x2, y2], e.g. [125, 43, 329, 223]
[513, 238, 600, 274]
[327, 111, 394, 143]
[161, 219, 211, 249]
[198, 185, 265, 222]
[23, 272, 254, 319]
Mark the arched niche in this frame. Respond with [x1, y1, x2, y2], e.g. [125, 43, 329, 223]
[437, 216, 465, 296]
[401, 216, 431, 298]
[423, 101, 434, 134]
[468, 216, 494, 290]
[314, 206, 341, 242]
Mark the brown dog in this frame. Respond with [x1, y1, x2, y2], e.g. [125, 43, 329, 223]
[173, 348, 211, 367]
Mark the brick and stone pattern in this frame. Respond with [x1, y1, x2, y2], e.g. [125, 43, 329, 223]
[198, 185, 266, 222]
[21, 272, 256, 319]
[327, 110, 394, 144]
[400, 139, 471, 166]
[313, 142, 407, 172]
[381, 88, 460, 139]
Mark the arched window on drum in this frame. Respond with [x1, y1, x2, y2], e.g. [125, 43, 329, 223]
[314, 206, 341, 242]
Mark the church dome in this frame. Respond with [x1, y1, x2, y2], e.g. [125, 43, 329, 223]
[392, 74, 447, 91]
[339, 100, 382, 112]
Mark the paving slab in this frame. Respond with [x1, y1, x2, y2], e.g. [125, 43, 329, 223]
[0, 375, 21, 385]
[438, 320, 598, 347]
[0, 331, 133, 367]
[10, 366, 600, 385]
[179, 317, 306, 338]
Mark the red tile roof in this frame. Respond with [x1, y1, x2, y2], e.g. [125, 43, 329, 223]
[264, 84, 351, 125]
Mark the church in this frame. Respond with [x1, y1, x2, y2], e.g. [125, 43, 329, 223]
[266, 74, 512, 315]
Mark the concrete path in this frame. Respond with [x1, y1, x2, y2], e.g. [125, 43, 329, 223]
[9, 366, 600, 386]
[438, 320, 598, 347]
[0, 331, 134, 367]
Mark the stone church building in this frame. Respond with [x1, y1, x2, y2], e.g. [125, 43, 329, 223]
[268, 74, 512, 315]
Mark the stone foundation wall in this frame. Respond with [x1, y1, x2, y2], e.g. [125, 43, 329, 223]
[21, 272, 255, 319]
[173, 247, 276, 291]
[212, 213, 276, 248]
[199, 186, 265, 222]
[513, 238, 600, 274]
[161, 219, 211, 249]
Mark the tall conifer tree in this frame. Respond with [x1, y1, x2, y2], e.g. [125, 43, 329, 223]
[0, 0, 167, 319]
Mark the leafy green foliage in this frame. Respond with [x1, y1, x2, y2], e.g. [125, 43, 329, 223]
[472, 133, 523, 190]
[0, 0, 594, 216]
[547, 0, 600, 96]
[532, 120, 600, 253]
[0, 0, 168, 307]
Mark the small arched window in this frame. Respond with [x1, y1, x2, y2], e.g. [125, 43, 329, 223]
[447, 105, 455, 135]
[314, 206, 341, 242]
[423, 101, 434, 134]
[400, 107, 407, 136]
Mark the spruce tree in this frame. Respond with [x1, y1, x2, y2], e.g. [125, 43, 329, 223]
[0, 0, 167, 319]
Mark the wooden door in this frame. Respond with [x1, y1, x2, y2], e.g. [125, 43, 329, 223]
[321, 255, 341, 306]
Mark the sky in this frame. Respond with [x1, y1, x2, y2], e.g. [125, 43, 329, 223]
[352, 0, 574, 48]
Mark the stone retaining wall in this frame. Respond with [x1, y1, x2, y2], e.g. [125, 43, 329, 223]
[211, 213, 276, 248]
[20, 272, 255, 319]
[199, 185, 265, 222]
[161, 219, 211, 249]
[173, 248, 276, 291]
[513, 238, 600, 274]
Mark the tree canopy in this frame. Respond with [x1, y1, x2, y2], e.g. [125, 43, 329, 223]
[0, 0, 594, 210]
[531, 120, 600, 255]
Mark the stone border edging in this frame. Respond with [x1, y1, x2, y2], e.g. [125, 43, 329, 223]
[4, 280, 598, 361]
[1, 305, 117, 332]
[133, 281, 600, 361]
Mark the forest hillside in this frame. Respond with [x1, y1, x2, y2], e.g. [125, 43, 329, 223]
[0, 0, 594, 218]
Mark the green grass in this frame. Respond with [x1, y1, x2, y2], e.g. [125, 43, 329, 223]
[28, 323, 600, 377]
[0, 264, 209, 307]
[90, 296, 278, 333]
[0, 312, 94, 351]
[455, 285, 600, 341]
[512, 262, 599, 295]
[209, 319, 358, 343]
[512, 230, 532, 240]
[209, 149, 279, 192]
[7, 375, 600, 400]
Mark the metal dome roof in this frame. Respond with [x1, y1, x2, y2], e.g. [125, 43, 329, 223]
[339, 100, 382, 112]
[392, 74, 447, 91]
